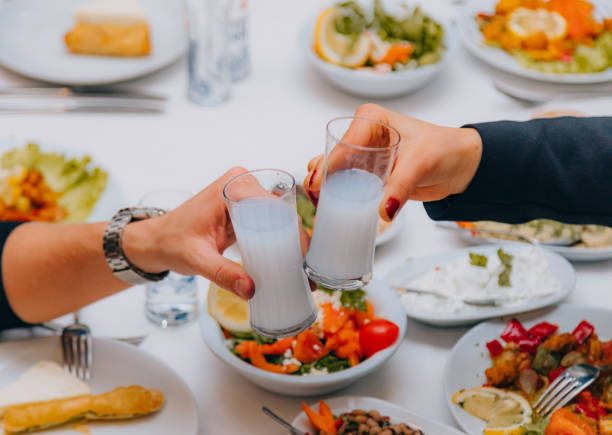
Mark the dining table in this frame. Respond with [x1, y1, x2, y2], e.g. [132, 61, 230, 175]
[0, 0, 611, 433]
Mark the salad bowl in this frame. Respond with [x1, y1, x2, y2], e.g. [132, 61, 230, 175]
[200, 278, 407, 396]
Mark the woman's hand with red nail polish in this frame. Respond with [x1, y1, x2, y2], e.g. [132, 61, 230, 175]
[306, 104, 483, 222]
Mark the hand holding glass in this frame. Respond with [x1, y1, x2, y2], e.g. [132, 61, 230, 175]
[305, 117, 400, 290]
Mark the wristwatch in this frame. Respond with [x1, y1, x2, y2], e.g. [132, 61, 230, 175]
[103, 207, 170, 285]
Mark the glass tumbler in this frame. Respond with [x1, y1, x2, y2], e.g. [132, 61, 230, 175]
[305, 116, 400, 290]
[138, 189, 199, 328]
[223, 169, 317, 338]
[186, 0, 231, 106]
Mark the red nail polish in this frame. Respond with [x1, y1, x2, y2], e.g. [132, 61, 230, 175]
[385, 197, 400, 220]
[308, 169, 318, 206]
[308, 191, 318, 207]
[309, 169, 317, 188]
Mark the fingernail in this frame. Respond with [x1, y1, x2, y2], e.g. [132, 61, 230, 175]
[234, 278, 254, 300]
[385, 197, 400, 220]
[308, 191, 318, 207]
[309, 169, 317, 188]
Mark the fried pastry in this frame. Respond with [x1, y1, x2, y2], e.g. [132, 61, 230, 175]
[3, 386, 164, 433]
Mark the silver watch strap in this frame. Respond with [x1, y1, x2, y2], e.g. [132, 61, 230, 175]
[103, 207, 169, 285]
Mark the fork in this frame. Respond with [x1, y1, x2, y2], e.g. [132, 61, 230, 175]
[533, 363, 612, 418]
[61, 312, 93, 382]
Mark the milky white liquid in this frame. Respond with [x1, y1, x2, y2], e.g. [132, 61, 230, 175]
[230, 197, 316, 335]
[306, 168, 384, 280]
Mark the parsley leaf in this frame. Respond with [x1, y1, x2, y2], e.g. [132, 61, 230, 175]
[469, 252, 488, 267]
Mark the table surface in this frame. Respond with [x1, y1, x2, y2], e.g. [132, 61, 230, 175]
[1, 0, 611, 433]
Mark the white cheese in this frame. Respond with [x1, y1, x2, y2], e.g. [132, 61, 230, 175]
[76, 0, 147, 26]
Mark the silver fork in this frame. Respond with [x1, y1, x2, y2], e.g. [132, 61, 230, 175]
[61, 312, 93, 382]
[533, 364, 612, 418]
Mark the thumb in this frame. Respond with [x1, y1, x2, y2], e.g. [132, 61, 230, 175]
[198, 250, 255, 300]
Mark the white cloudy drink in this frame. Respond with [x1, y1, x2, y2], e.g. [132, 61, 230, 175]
[230, 196, 316, 337]
[306, 168, 384, 288]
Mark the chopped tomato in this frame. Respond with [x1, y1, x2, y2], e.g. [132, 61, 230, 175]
[546, 408, 596, 435]
[336, 340, 361, 359]
[379, 42, 413, 65]
[547, 0, 598, 41]
[528, 322, 559, 340]
[359, 319, 400, 358]
[575, 391, 608, 420]
[321, 303, 350, 335]
[353, 301, 375, 327]
[500, 319, 529, 343]
[247, 342, 299, 374]
[260, 337, 294, 355]
[293, 330, 328, 363]
[572, 320, 595, 345]
[548, 366, 565, 383]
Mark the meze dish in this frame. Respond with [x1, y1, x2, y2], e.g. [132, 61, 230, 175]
[208, 283, 400, 376]
[301, 399, 424, 435]
[451, 317, 612, 434]
[475, 0, 612, 74]
[0, 143, 107, 223]
[313, 0, 445, 72]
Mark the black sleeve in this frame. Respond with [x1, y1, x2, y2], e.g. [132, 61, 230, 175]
[0, 222, 29, 330]
[424, 116, 612, 225]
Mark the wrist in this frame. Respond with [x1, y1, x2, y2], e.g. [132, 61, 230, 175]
[122, 217, 167, 274]
[456, 127, 483, 194]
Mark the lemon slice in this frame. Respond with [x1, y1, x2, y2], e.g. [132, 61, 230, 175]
[507, 7, 567, 40]
[313, 7, 371, 68]
[207, 281, 251, 333]
[452, 387, 532, 435]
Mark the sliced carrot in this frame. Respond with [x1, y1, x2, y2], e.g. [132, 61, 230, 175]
[319, 400, 336, 431]
[260, 337, 294, 355]
[324, 335, 340, 352]
[353, 301, 375, 327]
[348, 353, 360, 367]
[235, 340, 253, 359]
[321, 303, 350, 335]
[302, 402, 336, 434]
[336, 340, 361, 359]
[379, 42, 413, 65]
[545, 408, 597, 435]
[248, 342, 298, 374]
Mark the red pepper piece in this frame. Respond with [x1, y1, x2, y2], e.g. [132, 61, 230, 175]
[486, 339, 504, 357]
[335, 417, 343, 430]
[501, 319, 528, 343]
[527, 322, 558, 340]
[572, 320, 595, 345]
[518, 337, 540, 354]
[548, 366, 565, 383]
[575, 391, 608, 420]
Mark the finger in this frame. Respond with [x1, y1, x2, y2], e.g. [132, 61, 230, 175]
[197, 250, 255, 299]
[378, 150, 422, 222]
[304, 155, 323, 204]
[298, 223, 310, 258]
[308, 155, 323, 172]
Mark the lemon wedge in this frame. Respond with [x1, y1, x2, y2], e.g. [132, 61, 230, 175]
[507, 7, 567, 40]
[313, 7, 371, 68]
[453, 387, 532, 435]
[207, 281, 251, 333]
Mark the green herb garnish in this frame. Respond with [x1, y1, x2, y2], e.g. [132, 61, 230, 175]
[532, 345, 560, 376]
[469, 252, 488, 267]
[497, 249, 514, 287]
[340, 289, 367, 312]
[296, 193, 316, 229]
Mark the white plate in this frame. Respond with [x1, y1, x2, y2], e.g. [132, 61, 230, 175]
[384, 243, 576, 326]
[300, 16, 458, 98]
[0, 0, 186, 86]
[0, 337, 198, 435]
[444, 304, 612, 435]
[200, 278, 407, 396]
[0, 136, 126, 222]
[451, 225, 612, 262]
[293, 396, 466, 434]
[457, 0, 612, 84]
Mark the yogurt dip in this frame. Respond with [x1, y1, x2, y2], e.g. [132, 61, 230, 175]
[400, 247, 560, 313]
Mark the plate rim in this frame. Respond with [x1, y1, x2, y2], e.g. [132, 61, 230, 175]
[457, 0, 612, 84]
[0, 336, 199, 435]
[443, 304, 612, 434]
[383, 243, 576, 325]
[292, 395, 466, 434]
[0, 0, 186, 86]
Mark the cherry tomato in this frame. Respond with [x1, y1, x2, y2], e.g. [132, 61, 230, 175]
[359, 319, 399, 358]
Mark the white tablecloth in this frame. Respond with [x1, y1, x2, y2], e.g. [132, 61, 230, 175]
[1, 0, 611, 433]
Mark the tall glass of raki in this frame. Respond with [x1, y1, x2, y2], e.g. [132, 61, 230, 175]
[223, 169, 317, 338]
[305, 116, 400, 290]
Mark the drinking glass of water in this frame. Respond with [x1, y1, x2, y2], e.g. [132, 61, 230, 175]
[223, 169, 317, 338]
[186, 0, 231, 106]
[139, 189, 199, 328]
[305, 117, 400, 290]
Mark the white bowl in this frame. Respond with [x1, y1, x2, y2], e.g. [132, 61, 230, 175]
[300, 17, 458, 98]
[199, 278, 407, 396]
